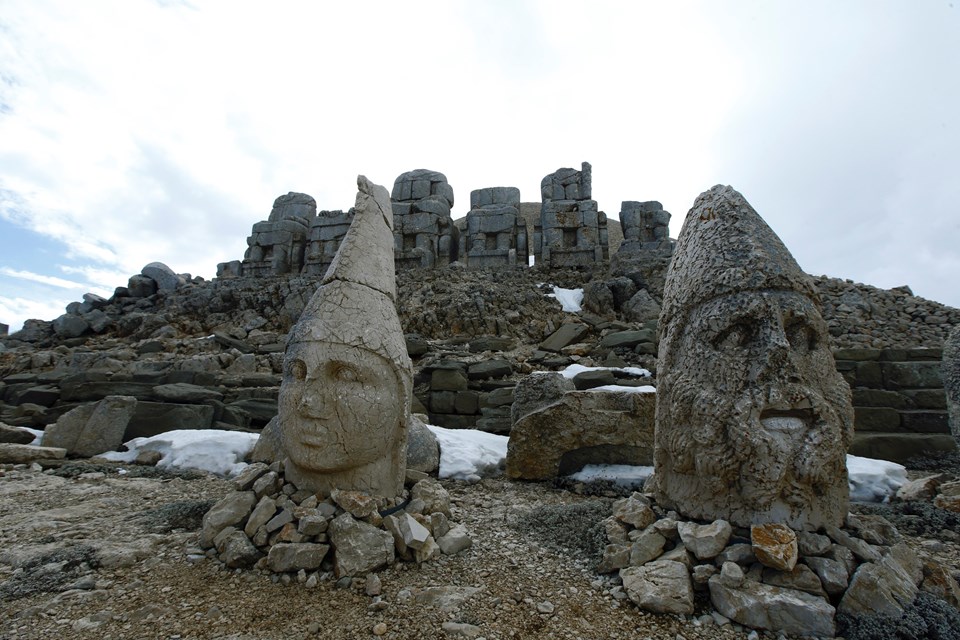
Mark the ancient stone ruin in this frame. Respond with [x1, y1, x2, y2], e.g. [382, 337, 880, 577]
[390, 169, 458, 269]
[460, 187, 527, 268]
[238, 192, 317, 277]
[946, 325, 960, 438]
[610, 200, 674, 293]
[535, 162, 609, 268]
[302, 208, 355, 276]
[652, 184, 854, 530]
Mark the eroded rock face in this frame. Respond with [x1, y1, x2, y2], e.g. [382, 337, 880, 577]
[273, 176, 413, 497]
[652, 185, 854, 529]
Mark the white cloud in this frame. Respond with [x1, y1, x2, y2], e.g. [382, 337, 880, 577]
[0, 267, 88, 290]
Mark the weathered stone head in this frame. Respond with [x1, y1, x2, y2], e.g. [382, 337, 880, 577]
[652, 185, 854, 529]
[277, 176, 412, 497]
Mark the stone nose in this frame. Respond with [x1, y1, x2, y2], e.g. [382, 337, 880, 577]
[748, 319, 800, 384]
[298, 391, 329, 418]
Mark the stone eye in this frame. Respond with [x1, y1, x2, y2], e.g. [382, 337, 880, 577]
[713, 321, 755, 351]
[331, 363, 360, 382]
[289, 359, 307, 381]
[786, 319, 818, 353]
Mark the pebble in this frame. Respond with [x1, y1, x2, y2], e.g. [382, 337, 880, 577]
[372, 622, 387, 636]
[536, 601, 555, 614]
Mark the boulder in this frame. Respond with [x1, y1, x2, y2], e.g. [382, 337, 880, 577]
[612, 494, 656, 529]
[751, 523, 798, 571]
[266, 543, 329, 572]
[0, 443, 66, 464]
[42, 396, 137, 457]
[506, 387, 655, 480]
[677, 520, 732, 561]
[406, 414, 440, 474]
[327, 513, 394, 577]
[199, 491, 257, 548]
[141, 262, 182, 291]
[620, 560, 694, 615]
[838, 546, 920, 618]
[510, 372, 575, 424]
[152, 383, 224, 403]
[709, 574, 836, 637]
[0, 423, 35, 445]
[539, 323, 589, 353]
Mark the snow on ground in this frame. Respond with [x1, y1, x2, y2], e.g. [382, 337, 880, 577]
[21, 423, 908, 503]
[847, 454, 908, 503]
[547, 286, 584, 313]
[560, 363, 652, 379]
[569, 464, 655, 488]
[426, 425, 509, 480]
[98, 430, 260, 477]
[587, 384, 656, 393]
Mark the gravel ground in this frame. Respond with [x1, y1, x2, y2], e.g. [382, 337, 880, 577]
[1, 461, 958, 640]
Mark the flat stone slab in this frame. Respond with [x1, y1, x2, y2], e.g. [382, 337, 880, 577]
[0, 443, 67, 464]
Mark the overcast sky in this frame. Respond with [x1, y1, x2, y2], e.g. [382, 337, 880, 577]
[1, 1, 958, 332]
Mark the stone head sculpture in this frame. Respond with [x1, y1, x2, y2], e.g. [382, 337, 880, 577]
[652, 185, 854, 529]
[278, 176, 412, 497]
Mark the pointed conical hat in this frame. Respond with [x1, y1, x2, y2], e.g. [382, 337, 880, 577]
[660, 184, 819, 335]
[288, 176, 410, 382]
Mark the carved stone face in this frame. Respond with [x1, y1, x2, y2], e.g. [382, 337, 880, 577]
[279, 341, 402, 474]
[655, 289, 853, 528]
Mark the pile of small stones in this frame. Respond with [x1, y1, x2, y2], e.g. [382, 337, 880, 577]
[595, 491, 960, 637]
[196, 462, 472, 586]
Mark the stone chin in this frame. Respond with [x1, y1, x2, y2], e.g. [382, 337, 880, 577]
[654, 376, 852, 529]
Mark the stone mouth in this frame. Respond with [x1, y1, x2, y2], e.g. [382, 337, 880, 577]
[759, 408, 814, 432]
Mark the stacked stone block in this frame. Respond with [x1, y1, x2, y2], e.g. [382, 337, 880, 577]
[461, 187, 527, 268]
[302, 209, 356, 276]
[417, 360, 515, 433]
[610, 200, 674, 293]
[535, 162, 609, 268]
[241, 193, 317, 277]
[391, 170, 458, 269]
[835, 347, 957, 462]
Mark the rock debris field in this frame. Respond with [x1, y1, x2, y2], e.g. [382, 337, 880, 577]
[2, 458, 960, 640]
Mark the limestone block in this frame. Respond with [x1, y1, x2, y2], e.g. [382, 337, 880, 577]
[620, 560, 694, 615]
[629, 530, 667, 567]
[838, 550, 919, 618]
[42, 396, 137, 457]
[762, 564, 825, 597]
[677, 520, 732, 561]
[804, 556, 849, 596]
[267, 543, 329, 572]
[200, 491, 256, 548]
[751, 523, 798, 571]
[141, 262, 182, 291]
[613, 494, 656, 529]
[328, 513, 395, 577]
[506, 388, 655, 480]
[0, 443, 66, 464]
[708, 574, 835, 637]
[539, 324, 590, 353]
[411, 479, 451, 517]
[0, 423, 35, 445]
[217, 529, 262, 568]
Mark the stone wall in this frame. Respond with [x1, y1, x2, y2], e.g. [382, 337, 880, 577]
[837, 347, 957, 462]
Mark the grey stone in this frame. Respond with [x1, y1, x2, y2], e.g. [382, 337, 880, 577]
[0, 423, 36, 445]
[572, 369, 616, 390]
[467, 359, 511, 380]
[652, 185, 854, 530]
[42, 396, 137, 457]
[0, 443, 66, 464]
[599, 329, 655, 349]
[411, 479, 451, 517]
[141, 262, 182, 291]
[436, 524, 472, 555]
[620, 560, 694, 615]
[510, 372, 575, 424]
[200, 491, 257, 548]
[53, 314, 90, 338]
[796, 531, 832, 556]
[127, 274, 157, 298]
[406, 414, 440, 474]
[838, 549, 919, 618]
[824, 526, 882, 562]
[217, 530, 262, 568]
[539, 323, 590, 353]
[762, 564, 825, 597]
[244, 496, 277, 537]
[612, 494, 657, 529]
[327, 513, 394, 577]
[126, 402, 214, 439]
[267, 543, 329, 573]
[709, 574, 836, 637]
[152, 383, 223, 403]
[804, 556, 849, 596]
[677, 520, 732, 561]
[715, 543, 756, 567]
[629, 529, 667, 566]
[232, 462, 269, 491]
[597, 544, 630, 573]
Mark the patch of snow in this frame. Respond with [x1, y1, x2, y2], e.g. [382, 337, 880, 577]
[528, 255, 535, 266]
[847, 454, 907, 503]
[586, 384, 656, 393]
[568, 464, 654, 488]
[20, 427, 44, 446]
[426, 424, 509, 480]
[560, 363, 652, 379]
[98, 429, 260, 477]
[547, 286, 584, 313]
